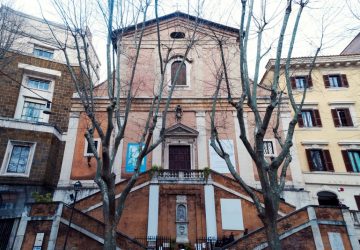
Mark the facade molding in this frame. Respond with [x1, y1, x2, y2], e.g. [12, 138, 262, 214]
[303, 172, 360, 186]
[0, 117, 64, 140]
[18, 63, 62, 77]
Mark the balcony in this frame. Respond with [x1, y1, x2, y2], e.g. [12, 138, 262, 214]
[152, 169, 210, 184]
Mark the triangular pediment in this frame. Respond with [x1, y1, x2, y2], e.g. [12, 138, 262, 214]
[164, 123, 199, 138]
[114, 11, 239, 40]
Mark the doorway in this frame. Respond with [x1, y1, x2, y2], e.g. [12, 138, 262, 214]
[169, 145, 191, 170]
[317, 191, 339, 206]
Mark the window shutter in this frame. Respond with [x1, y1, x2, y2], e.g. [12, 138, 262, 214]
[323, 150, 334, 171]
[341, 74, 349, 87]
[323, 75, 330, 88]
[290, 77, 296, 89]
[313, 110, 322, 127]
[344, 109, 353, 126]
[305, 149, 315, 171]
[341, 150, 353, 172]
[355, 195, 360, 210]
[307, 75, 313, 88]
[331, 109, 340, 127]
[297, 113, 304, 127]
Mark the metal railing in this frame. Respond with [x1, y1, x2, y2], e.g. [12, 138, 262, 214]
[135, 236, 174, 250]
[194, 237, 217, 250]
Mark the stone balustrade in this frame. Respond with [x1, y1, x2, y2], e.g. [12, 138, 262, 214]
[155, 169, 209, 183]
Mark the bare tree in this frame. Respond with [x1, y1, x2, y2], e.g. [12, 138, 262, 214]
[45, 0, 200, 248]
[0, 2, 23, 66]
[210, 1, 321, 249]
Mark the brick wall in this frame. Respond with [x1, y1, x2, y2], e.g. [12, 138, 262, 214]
[0, 52, 77, 132]
[0, 128, 64, 187]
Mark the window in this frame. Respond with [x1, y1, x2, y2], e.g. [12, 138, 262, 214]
[33, 46, 54, 59]
[171, 61, 186, 86]
[323, 74, 349, 88]
[84, 138, 101, 156]
[317, 191, 339, 206]
[263, 140, 275, 156]
[298, 109, 322, 127]
[305, 149, 334, 171]
[331, 108, 353, 127]
[1, 141, 36, 177]
[27, 78, 50, 91]
[21, 101, 45, 122]
[290, 76, 313, 89]
[355, 195, 360, 210]
[342, 150, 360, 172]
[167, 56, 191, 88]
[170, 32, 185, 39]
[7, 145, 30, 173]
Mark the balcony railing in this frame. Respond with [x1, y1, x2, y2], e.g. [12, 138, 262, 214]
[155, 170, 209, 183]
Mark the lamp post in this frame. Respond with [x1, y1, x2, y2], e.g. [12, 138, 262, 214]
[63, 181, 82, 250]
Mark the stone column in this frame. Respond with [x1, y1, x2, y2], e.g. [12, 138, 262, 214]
[233, 112, 255, 185]
[152, 115, 163, 167]
[58, 112, 80, 187]
[112, 117, 124, 183]
[307, 206, 325, 249]
[196, 111, 208, 169]
[342, 209, 360, 249]
[47, 203, 63, 250]
[13, 207, 30, 250]
[147, 184, 159, 238]
[204, 184, 217, 239]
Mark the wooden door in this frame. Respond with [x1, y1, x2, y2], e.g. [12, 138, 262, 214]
[169, 145, 191, 170]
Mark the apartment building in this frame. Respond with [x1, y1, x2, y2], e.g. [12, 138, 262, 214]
[263, 51, 360, 211]
[0, 7, 100, 220]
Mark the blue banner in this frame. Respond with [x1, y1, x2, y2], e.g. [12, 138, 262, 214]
[125, 143, 147, 173]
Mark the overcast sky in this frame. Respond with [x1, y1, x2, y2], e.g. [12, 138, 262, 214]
[11, 0, 360, 80]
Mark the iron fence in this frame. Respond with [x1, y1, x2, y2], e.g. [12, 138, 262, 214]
[194, 237, 217, 250]
[135, 236, 175, 250]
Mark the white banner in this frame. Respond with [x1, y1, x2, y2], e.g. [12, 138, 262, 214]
[208, 139, 236, 173]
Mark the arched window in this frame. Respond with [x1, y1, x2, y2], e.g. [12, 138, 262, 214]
[317, 191, 339, 206]
[171, 61, 186, 86]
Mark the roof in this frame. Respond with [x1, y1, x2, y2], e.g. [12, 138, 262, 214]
[265, 53, 360, 69]
[0, 5, 68, 30]
[341, 33, 360, 55]
[112, 11, 239, 44]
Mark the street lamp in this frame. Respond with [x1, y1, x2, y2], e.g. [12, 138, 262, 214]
[63, 181, 82, 250]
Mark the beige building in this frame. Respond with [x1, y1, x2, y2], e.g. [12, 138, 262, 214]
[263, 50, 360, 211]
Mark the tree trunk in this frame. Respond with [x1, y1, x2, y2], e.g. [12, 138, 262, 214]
[264, 217, 282, 250]
[103, 220, 116, 250]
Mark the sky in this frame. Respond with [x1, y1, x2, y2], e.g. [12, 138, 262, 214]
[9, 0, 360, 81]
